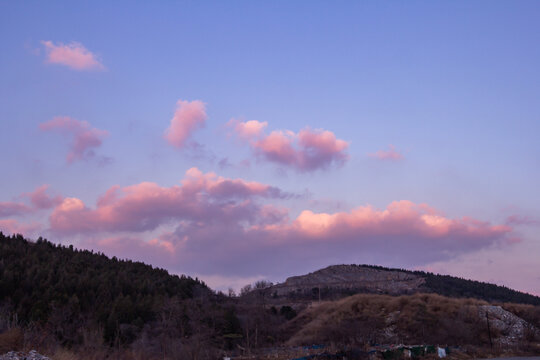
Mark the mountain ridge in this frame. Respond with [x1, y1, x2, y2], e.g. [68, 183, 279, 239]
[260, 264, 540, 305]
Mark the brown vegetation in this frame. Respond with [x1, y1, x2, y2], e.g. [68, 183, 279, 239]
[284, 293, 496, 346]
[0, 327, 23, 354]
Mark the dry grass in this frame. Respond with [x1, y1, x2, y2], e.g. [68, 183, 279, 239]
[501, 302, 540, 327]
[284, 293, 494, 346]
[50, 348, 79, 360]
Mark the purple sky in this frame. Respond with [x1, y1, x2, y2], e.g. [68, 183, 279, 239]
[1, 1, 539, 294]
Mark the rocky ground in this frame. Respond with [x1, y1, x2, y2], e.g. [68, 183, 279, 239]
[0, 351, 50, 360]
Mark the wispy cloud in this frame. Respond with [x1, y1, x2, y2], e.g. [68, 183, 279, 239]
[506, 214, 539, 226]
[25, 185, 63, 209]
[39, 116, 109, 163]
[0, 202, 31, 218]
[1, 185, 62, 218]
[164, 100, 207, 148]
[369, 144, 404, 161]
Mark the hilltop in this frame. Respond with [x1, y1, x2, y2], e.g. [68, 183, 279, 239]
[259, 264, 540, 305]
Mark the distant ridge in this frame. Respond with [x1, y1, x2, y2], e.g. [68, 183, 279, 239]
[263, 264, 540, 305]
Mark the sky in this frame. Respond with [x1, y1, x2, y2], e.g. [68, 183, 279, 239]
[1, 1, 539, 294]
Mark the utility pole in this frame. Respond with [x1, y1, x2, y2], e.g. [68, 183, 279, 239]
[486, 311, 493, 350]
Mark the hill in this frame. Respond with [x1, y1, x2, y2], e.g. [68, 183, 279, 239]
[0, 233, 206, 324]
[0, 233, 232, 359]
[283, 292, 540, 349]
[1, 232, 539, 359]
[261, 264, 540, 305]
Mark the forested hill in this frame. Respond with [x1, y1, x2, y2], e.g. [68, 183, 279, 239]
[418, 269, 540, 305]
[0, 232, 208, 344]
[384, 264, 540, 306]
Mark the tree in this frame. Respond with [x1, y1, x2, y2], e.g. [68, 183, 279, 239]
[240, 284, 252, 296]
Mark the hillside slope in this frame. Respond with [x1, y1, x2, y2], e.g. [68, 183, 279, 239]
[0, 233, 206, 330]
[0, 233, 230, 359]
[283, 293, 540, 348]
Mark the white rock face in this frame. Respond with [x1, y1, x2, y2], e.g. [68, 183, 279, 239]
[479, 305, 536, 345]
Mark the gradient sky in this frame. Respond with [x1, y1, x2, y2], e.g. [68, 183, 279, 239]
[1, 1, 539, 294]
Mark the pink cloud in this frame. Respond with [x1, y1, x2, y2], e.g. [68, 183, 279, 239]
[76, 199, 512, 288]
[164, 100, 207, 148]
[277, 201, 511, 249]
[228, 120, 349, 171]
[227, 119, 268, 139]
[41, 164, 514, 290]
[296, 128, 349, 169]
[34, 166, 512, 289]
[0, 185, 61, 218]
[41, 40, 105, 71]
[254, 130, 297, 163]
[369, 144, 404, 161]
[0, 219, 41, 236]
[26, 185, 63, 209]
[39, 116, 109, 163]
[49, 167, 289, 234]
[48, 166, 510, 261]
[0, 202, 31, 218]
[192, 201, 511, 278]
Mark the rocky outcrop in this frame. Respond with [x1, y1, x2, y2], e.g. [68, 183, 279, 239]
[479, 305, 537, 345]
[0, 351, 50, 360]
[268, 265, 425, 298]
